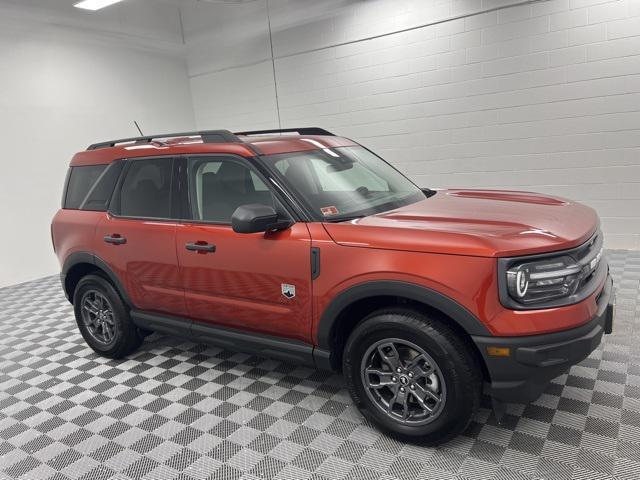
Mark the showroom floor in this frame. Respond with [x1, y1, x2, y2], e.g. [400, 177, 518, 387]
[0, 251, 638, 480]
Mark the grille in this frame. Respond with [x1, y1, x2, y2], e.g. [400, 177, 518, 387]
[573, 231, 604, 292]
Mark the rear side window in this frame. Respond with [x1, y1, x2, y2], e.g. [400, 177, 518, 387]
[64, 165, 106, 209]
[118, 158, 173, 219]
[82, 162, 124, 211]
[63, 162, 124, 211]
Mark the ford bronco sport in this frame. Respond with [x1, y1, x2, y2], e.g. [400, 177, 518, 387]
[52, 128, 615, 444]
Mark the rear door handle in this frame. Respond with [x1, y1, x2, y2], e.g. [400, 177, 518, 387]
[104, 234, 126, 245]
[185, 242, 216, 253]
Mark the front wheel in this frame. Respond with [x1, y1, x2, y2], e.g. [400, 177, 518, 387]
[343, 308, 481, 445]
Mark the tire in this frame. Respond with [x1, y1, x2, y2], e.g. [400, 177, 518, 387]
[343, 308, 481, 445]
[73, 274, 143, 359]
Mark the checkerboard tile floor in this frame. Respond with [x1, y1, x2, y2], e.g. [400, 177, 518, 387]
[0, 250, 639, 480]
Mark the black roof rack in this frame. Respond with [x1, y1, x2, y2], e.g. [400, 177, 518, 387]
[234, 127, 335, 137]
[86, 127, 336, 151]
[87, 130, 241, 150]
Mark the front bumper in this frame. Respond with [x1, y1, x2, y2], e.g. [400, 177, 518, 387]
[473, 273, 614, 403]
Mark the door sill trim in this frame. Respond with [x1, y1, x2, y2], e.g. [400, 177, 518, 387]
[130, 310, 323, 368]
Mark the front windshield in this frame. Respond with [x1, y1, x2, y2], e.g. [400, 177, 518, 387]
[263, 146, 426, 221]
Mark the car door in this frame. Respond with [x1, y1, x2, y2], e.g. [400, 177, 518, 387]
[94, 156, 187, 317]
[175, 154, 313, 343]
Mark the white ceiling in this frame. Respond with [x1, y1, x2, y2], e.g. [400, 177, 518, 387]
[0, 0, 257, 9]
[0, 0, 183, 47]
[0, 0, 262, 52]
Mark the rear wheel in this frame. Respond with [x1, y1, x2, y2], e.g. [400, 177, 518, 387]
[343, 308, 481, 445]
[73, 274, 143, 358]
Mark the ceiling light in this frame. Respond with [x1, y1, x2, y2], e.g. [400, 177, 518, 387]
[74, 0, 125, 11]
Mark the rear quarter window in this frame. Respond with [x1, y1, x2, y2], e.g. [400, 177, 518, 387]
[63, 162, 122, 211]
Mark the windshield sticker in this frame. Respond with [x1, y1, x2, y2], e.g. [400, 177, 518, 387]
[321, 206, 339, 216]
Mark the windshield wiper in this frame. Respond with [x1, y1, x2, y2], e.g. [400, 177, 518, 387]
[326, 214, 366, 223]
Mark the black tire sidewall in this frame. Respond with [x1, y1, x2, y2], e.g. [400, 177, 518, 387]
[344, 311, 479, 443]
[73, 274, 138, 357]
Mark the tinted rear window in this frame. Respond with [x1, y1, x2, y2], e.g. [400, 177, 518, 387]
[64, 165, 106, 209]
[118, 157, 173, 218]
[82, 162, 124, 211]
[63, 163, 124, 211]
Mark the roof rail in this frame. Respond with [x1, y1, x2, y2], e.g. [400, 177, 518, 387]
[87, 130, 241, 150]
[234, 127, 335, 137]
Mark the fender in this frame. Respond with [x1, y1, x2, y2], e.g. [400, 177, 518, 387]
[316, 280, 492, 352]
[61, 251, 133, 307]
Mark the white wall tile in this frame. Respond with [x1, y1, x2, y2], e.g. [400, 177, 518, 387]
[607, 16, 640, 40]
[568, 23, 607, 46]
[550, 8, 588, 31]
[587, 0, 629, 24]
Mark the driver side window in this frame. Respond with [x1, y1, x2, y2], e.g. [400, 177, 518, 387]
[189, 157, 277, 223]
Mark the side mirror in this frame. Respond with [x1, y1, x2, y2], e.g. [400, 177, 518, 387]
[231, 204, 291, 234]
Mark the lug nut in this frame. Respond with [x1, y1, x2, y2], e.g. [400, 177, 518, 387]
[410, 385, 415, 390]
[400, 387, 405, 392]
[408, 372, 413, 378]
[396, 368, 402, 373]
[392, 377, 397, 382]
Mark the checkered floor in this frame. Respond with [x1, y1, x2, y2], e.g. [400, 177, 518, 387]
[1, 250, 639, 480]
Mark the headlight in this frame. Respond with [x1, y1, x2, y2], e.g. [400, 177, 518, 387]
[499, 231, 606, 310]
[506, 256, 582, 305]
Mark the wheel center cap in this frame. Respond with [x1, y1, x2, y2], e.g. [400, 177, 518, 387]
[399, 375, 409, 385]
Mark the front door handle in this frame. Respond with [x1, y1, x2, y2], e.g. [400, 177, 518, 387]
[185, 241, 216, 253]
[104, 234, 126, 245]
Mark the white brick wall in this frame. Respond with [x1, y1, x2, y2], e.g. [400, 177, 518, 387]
[185, 0, 640, 249]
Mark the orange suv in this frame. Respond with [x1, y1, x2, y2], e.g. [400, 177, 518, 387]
[52, 128, 615, 444]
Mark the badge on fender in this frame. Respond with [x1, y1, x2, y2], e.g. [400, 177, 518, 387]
[281, 284, 296, 299]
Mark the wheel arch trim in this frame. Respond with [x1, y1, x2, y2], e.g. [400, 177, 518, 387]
[315, 280, 492, 351]
[61, 252, 132, 307]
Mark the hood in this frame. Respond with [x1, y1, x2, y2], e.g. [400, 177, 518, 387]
[322, 189, 599, 257]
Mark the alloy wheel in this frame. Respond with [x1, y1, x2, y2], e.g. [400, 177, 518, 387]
[360, 338, 446, 425]
[80, 290, 117, 345]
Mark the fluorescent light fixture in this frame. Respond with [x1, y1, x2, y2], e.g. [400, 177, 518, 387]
[74, 0, 125, 11]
